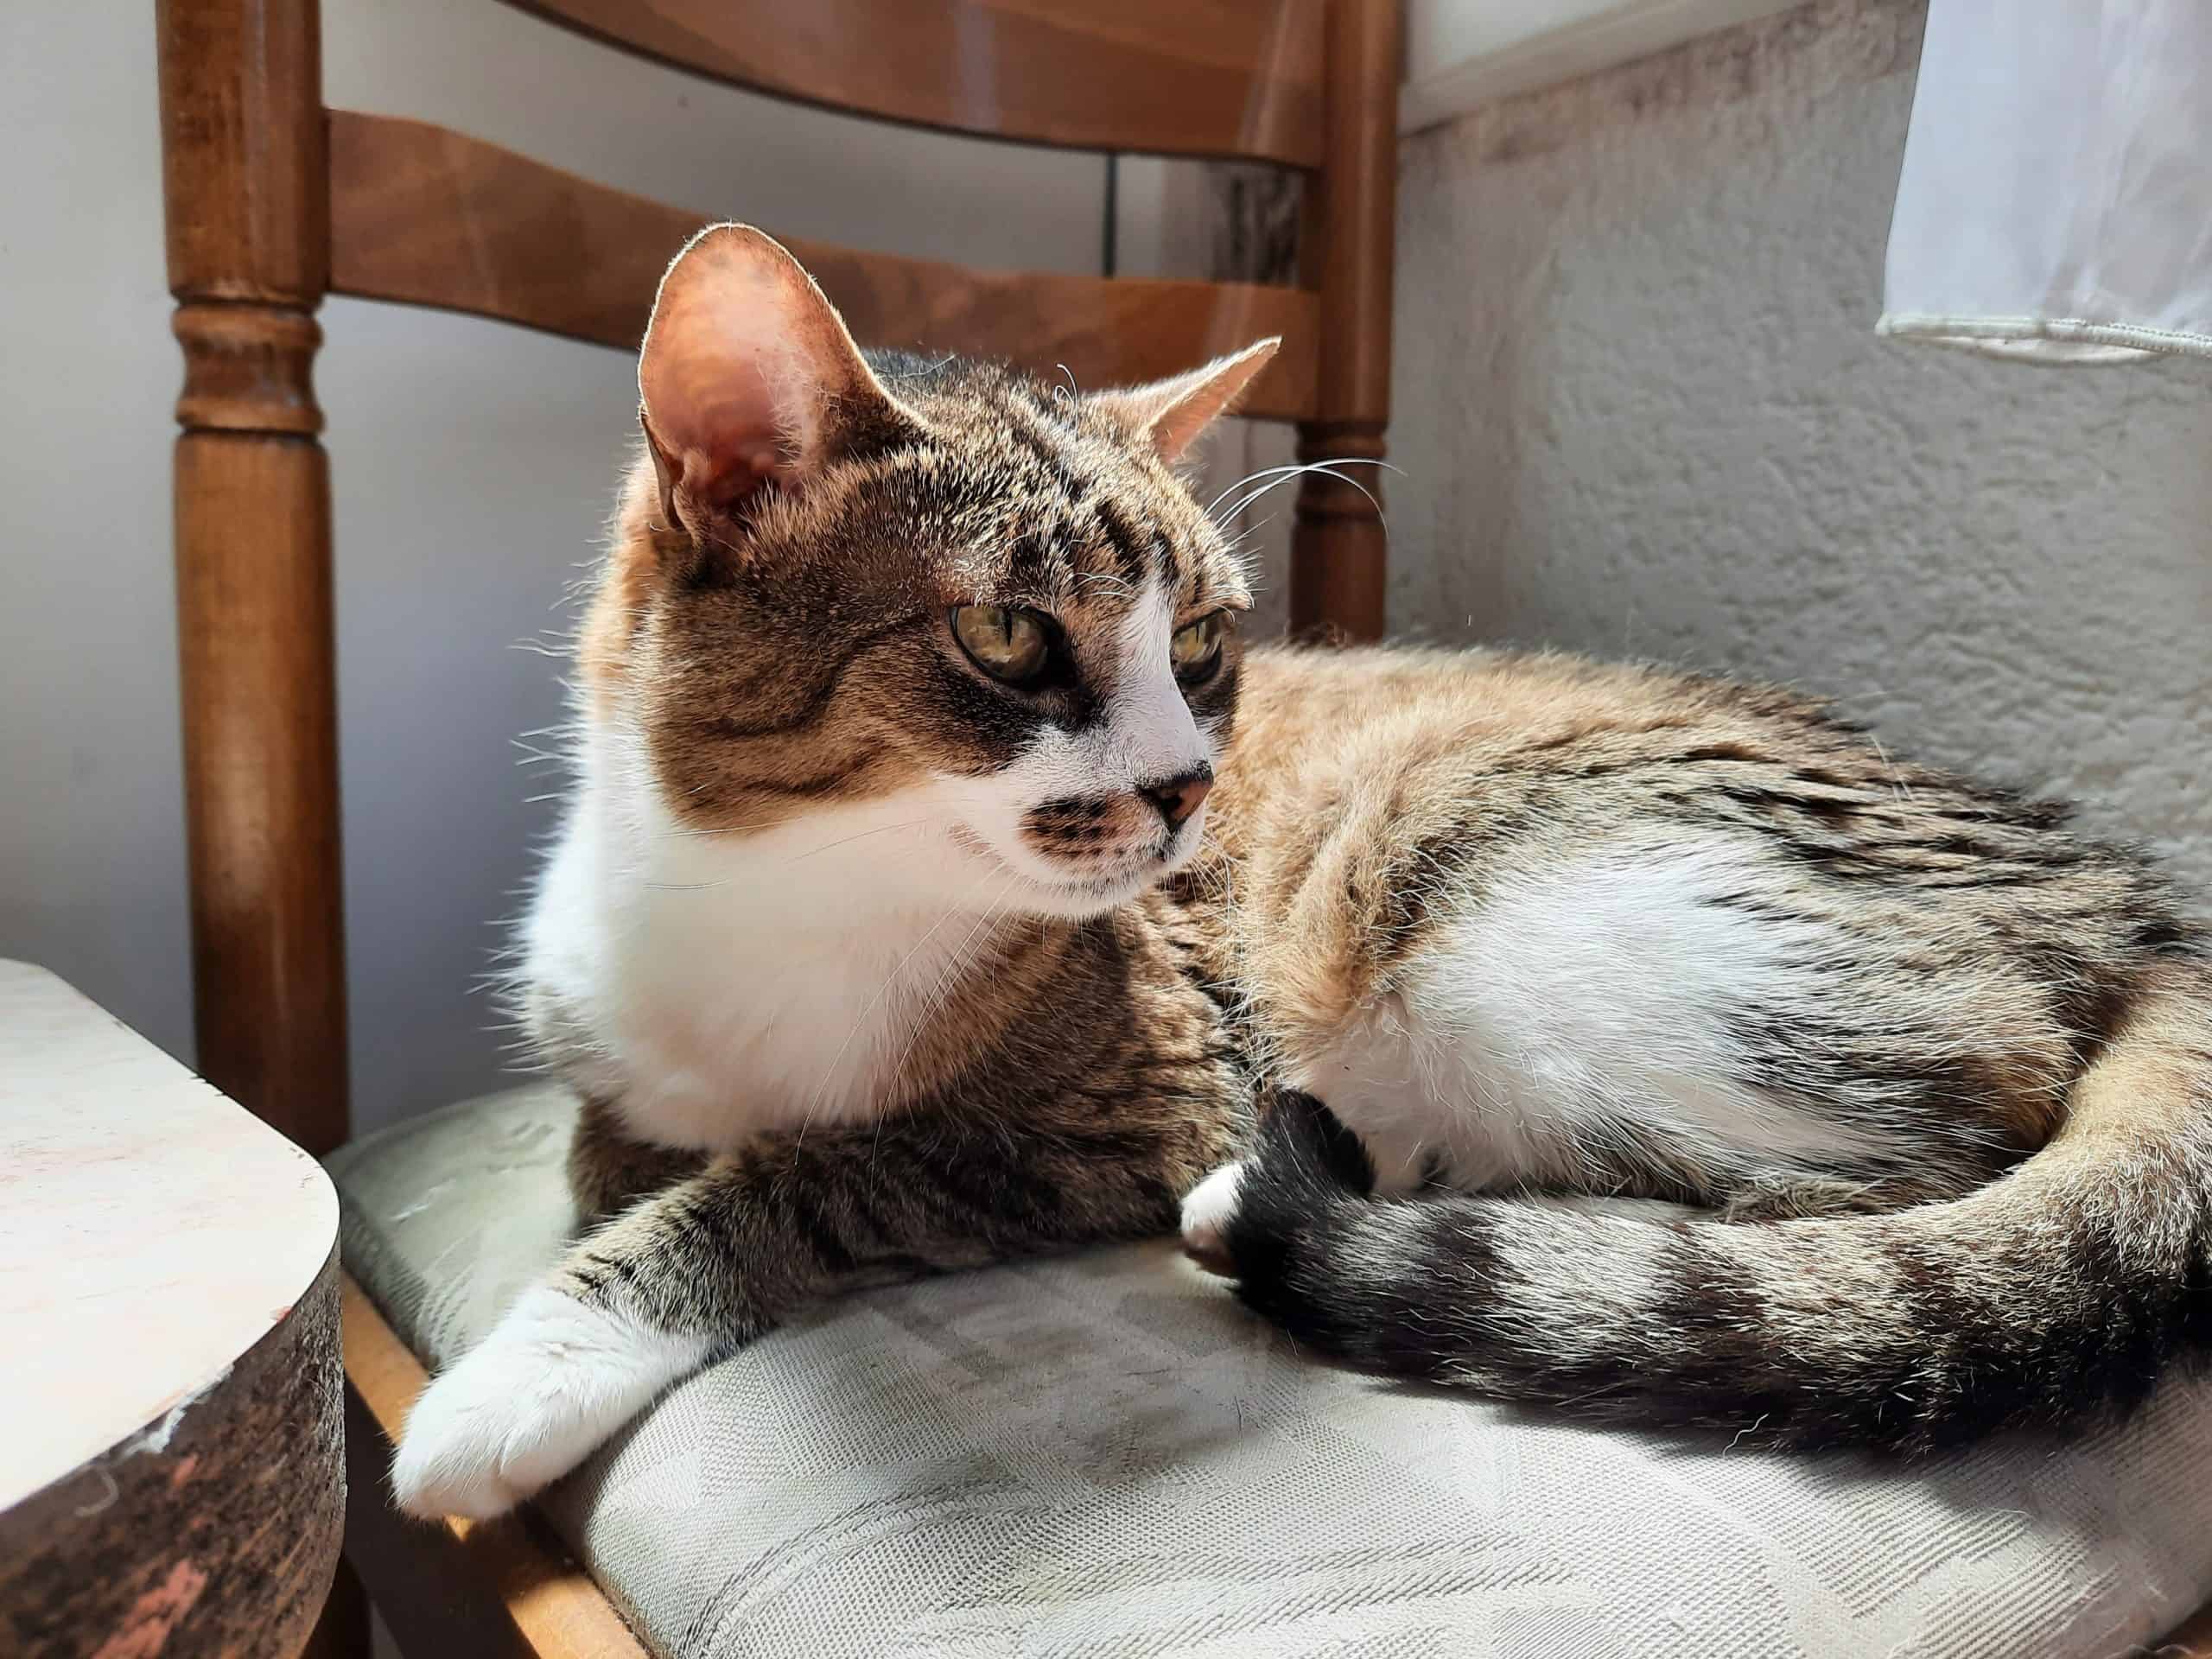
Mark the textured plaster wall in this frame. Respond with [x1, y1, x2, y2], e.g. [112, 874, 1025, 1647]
[1391, 0, 2212, 894]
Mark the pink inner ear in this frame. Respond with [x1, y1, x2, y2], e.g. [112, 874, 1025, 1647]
[641, 294, 801, 511]
[639, 226, 896, 518]
[675, 392, 797, 507]
[1150, 394, 1230, 465]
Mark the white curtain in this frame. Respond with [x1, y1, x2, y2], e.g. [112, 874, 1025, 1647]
[1880, 0, 2212, 365]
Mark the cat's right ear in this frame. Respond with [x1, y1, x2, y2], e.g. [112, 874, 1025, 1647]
[638, 224, 909, 548]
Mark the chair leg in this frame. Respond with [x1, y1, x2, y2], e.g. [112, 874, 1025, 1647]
[1289, 419, 1389, 640]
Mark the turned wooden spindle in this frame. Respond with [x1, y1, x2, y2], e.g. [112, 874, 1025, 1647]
[1290, 0, 1401, 642]
[160, 10, 364, 1650]
[157, 0, 350, 1164]
[1289, 421, 1390, 640]
[172, 302, 327, 435]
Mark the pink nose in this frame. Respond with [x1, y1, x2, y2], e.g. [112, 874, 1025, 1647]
[1140, 770, 1213, 830]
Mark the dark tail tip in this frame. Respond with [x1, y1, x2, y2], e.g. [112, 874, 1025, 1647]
[1261, 1088, 1377, 1195]
[1220, 1090, 1376, 1346]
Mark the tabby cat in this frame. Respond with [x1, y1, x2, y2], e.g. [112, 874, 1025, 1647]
[392, 225, 2212, 1521]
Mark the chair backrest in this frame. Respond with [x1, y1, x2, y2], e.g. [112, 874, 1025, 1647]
[154, 0, 1401, 1154]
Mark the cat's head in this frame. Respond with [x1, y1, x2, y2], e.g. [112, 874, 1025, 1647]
[589, 224, 1276, 920]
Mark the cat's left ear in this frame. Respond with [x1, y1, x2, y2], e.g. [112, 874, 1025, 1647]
[1090, 339, 1281, 464]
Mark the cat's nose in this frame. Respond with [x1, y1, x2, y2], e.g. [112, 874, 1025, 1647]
[1139, 768, 1213, 830]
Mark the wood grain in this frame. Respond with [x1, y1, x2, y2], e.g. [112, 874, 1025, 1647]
[0, 1255, 345, 1659]
[328, 111, 1320, 419]
[174, 433, 350, 1157]
[502, 0, 1325, 166]
[1303, 0, 1400, 429]
[341, 1275, 651, 1659]
[159, 0, 351, 1160]
[1288, 421, 1390, 641]
[1290, 0, 1402, 640]
[157, 0, 327, 301]
[175, 302, 324, 435]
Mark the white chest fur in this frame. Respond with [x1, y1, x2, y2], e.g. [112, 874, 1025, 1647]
[521, 729, 1014, 1151]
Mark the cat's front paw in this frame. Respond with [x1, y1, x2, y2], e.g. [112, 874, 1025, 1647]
[391, 1286, 710, 1521]
[1179, 1160, 1249, 1276]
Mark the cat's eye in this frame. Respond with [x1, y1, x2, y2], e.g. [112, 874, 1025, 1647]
[1171, 613, 1226, 682]
[950, 604, 1051, 684]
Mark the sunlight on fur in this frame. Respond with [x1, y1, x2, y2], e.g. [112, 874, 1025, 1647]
[392, 223, 2212, 1522]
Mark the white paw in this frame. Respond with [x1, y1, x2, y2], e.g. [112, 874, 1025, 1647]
[391, 1286, 710, 1522]
[1179, 1160, 1249, 1275]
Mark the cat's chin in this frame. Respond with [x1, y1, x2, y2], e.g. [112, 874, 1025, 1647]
[1014, 866, 1171, 920]
[982, 851, 1187, 921]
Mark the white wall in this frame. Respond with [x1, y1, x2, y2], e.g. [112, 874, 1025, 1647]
[1, 2, 188, 1077]
[0, 0, 1284, 1134]
[1393, 0, 2212, 894]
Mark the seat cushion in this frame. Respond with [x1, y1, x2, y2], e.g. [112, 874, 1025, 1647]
[329, 1087, 2212, 1658]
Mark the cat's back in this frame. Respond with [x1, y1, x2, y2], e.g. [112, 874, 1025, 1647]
[1200, 642, 2175, 1086]
[1187, 644, 1834, 1057]
[1211, 642, 1854, 857]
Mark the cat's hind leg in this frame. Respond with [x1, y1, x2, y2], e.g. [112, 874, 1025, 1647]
[1297, 838, 2020, 1208]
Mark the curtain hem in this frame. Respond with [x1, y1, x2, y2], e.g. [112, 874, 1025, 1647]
[1876, 312, 2212, 366]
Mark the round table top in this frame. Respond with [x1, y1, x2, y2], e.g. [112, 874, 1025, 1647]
[0, 960, 340, 1510]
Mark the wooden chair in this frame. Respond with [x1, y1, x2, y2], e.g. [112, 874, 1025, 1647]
[153, 1, 1399, 1651]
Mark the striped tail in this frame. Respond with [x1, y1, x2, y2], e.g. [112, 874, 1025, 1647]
[1220, 978, 2212, 1452]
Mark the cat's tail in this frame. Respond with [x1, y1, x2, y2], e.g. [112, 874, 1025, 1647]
[1215, 970, 2212, 1452]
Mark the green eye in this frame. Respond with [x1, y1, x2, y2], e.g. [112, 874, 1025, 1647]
[950, 604, 1051, 683]
[1170, 613, 1225, 680]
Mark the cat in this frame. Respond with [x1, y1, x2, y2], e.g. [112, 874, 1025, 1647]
[391, 223, 2212, 1521]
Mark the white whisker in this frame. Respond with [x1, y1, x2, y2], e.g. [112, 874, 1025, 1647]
[1214, 460, 1394, 534]
[785, 818, 941, 864]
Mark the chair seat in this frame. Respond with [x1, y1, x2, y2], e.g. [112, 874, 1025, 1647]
[329, 1087, 2212, 1658]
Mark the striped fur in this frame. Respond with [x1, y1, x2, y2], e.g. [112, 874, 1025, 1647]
[1192, 647, 2212, 1452]
[1223, 1007, 2212, 1453]
[393, 226, 2212, 1520]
